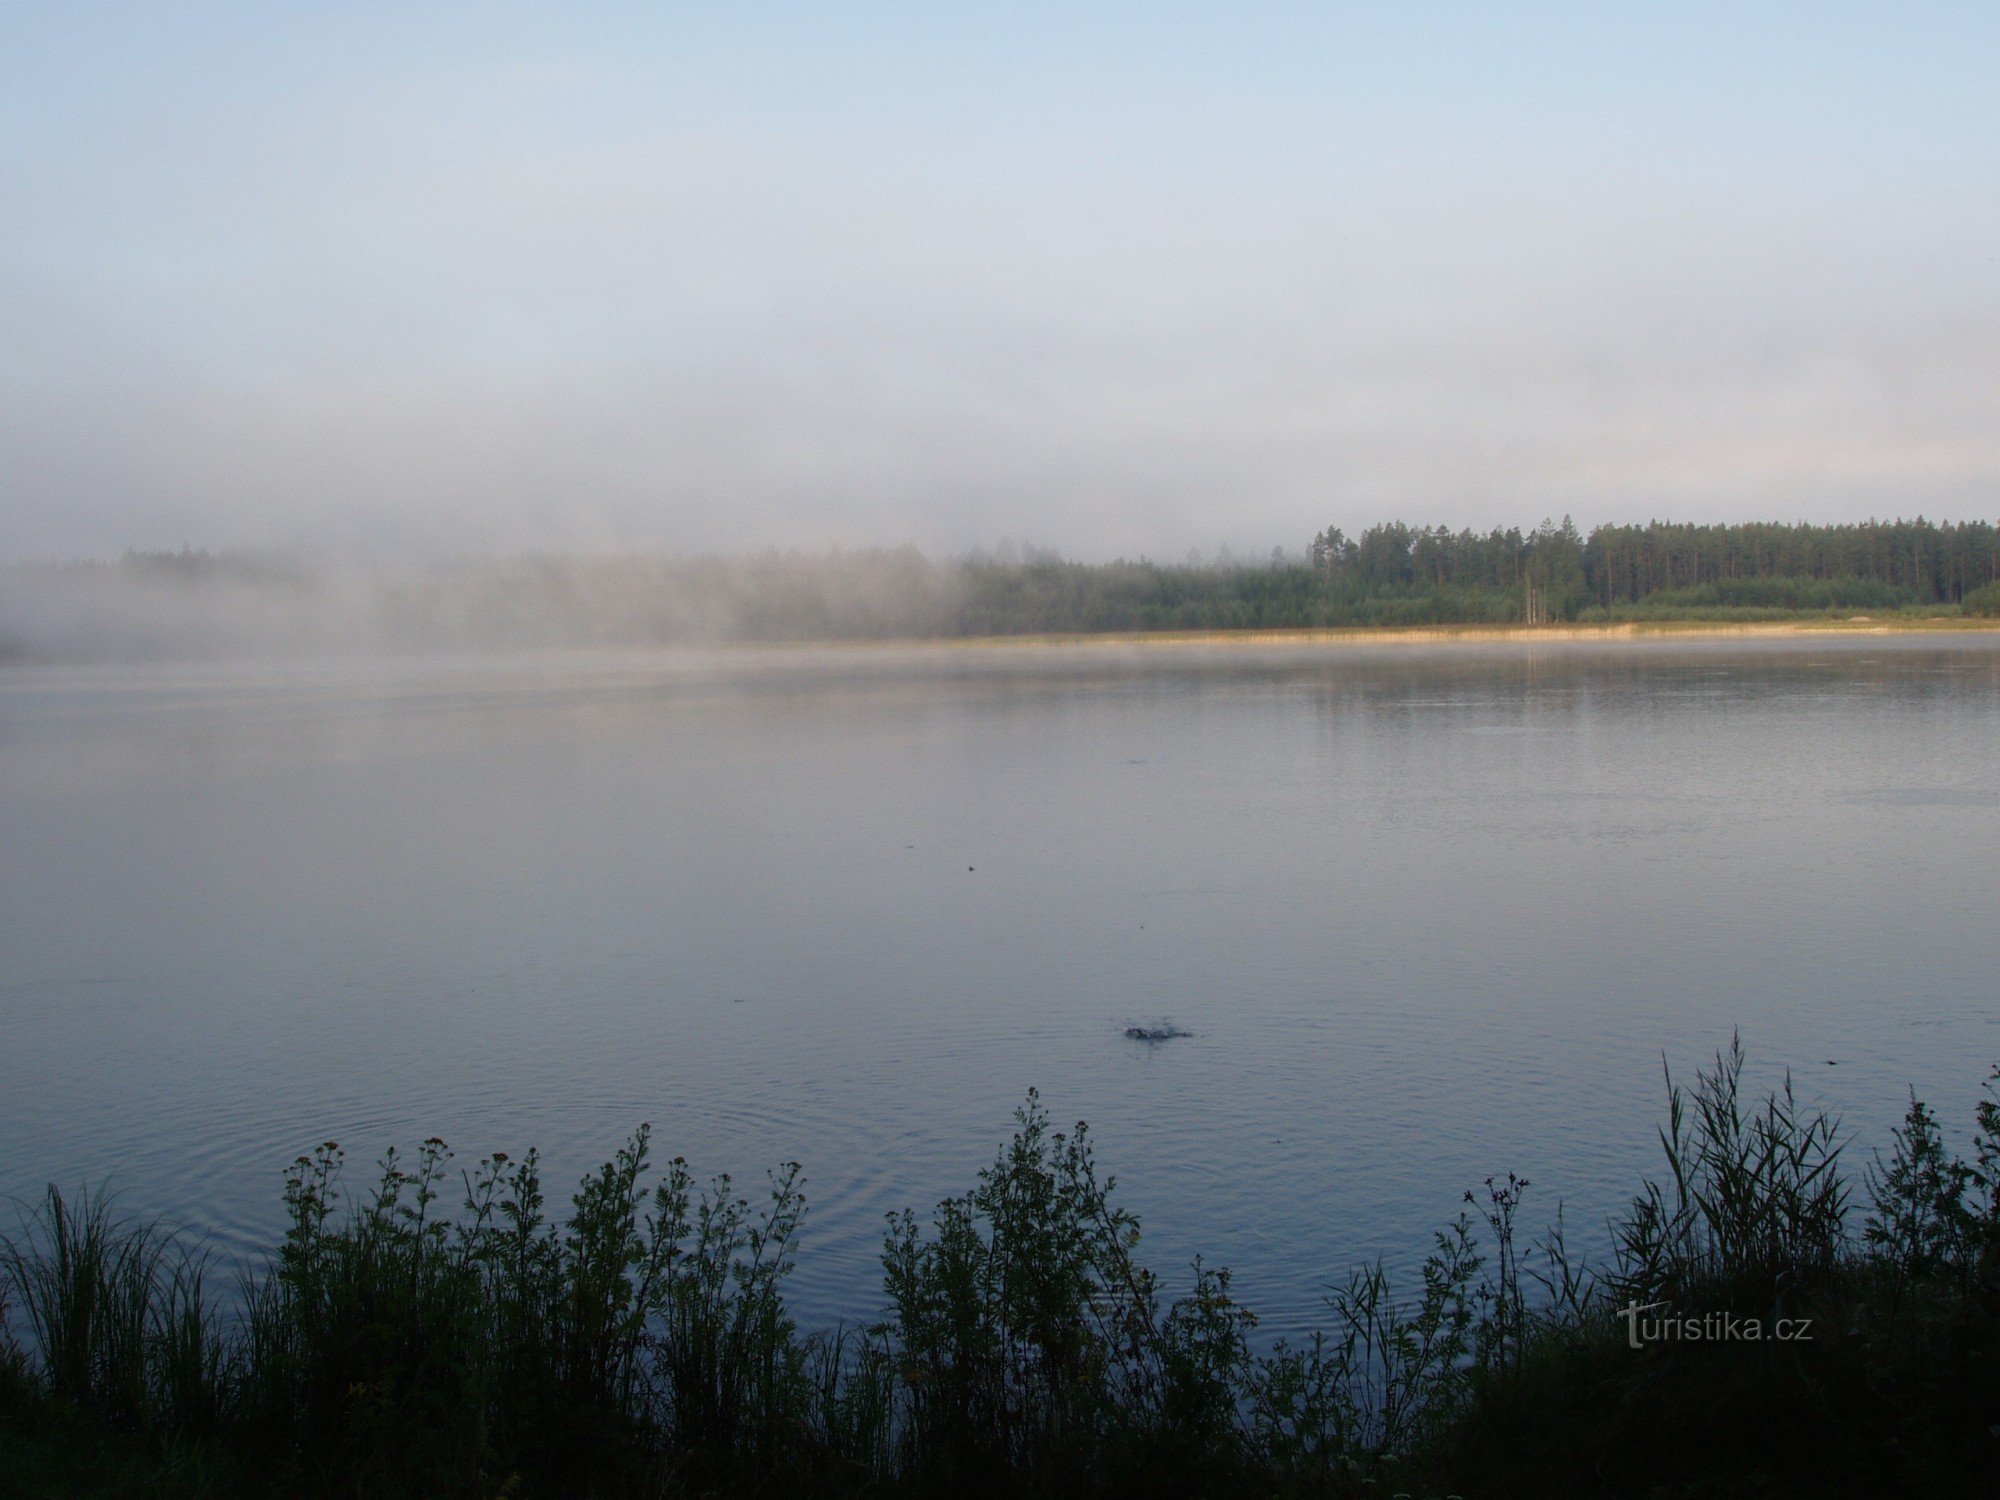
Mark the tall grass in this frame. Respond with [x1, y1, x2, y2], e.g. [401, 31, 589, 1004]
[0, 1188, 227, 1443]
[6, 1049, 2000, 1497]
[1609, 1033, 1849, 1311]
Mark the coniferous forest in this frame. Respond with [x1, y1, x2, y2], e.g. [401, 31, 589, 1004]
[1305, 516, 2000, 624]
[966, 515, 2000, 634]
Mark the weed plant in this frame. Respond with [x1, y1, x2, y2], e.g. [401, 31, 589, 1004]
[6, 1053, 2000, 1497]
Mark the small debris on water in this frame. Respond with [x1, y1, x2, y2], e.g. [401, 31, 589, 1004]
[1125, 1024, 1191, 1043]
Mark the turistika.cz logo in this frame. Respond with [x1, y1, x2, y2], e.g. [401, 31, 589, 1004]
[1618, 1301, 1814, 1348]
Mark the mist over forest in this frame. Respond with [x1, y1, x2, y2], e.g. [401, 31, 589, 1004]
[3, 516, 1997, 664]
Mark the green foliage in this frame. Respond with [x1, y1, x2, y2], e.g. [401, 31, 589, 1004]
[1593, 576, 1916, 614]
[1609, 1034, 1847, 1312]
[227, 1129, 821, 1494]
[1963, 580, 2000, 616]
[8, 1057, 2000, 1496]
[881, 1089, 1254, 1493]
[1318, 1215, 1484, 1459]
[1582, 516, 2000, 607]
[1864, 1093, 1974, 1280]
[1316, 515, 1999, 623]
[0, 1189, 226, 1444]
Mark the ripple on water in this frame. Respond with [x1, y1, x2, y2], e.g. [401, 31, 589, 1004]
[5, 640, 2000, 1338]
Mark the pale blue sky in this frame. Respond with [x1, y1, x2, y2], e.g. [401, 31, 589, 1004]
[3, 3, 1997, 559]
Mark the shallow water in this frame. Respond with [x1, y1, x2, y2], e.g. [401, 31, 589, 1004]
[4, 635, 1998, 1337]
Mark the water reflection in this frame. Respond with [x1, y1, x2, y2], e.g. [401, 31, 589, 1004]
[3, 634, 1997, 1337]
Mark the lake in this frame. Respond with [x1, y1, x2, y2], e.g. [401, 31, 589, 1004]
[3, 633, 1998, 1338]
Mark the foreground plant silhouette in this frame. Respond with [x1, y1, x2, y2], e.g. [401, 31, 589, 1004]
[5, 1055, 2000, 1498]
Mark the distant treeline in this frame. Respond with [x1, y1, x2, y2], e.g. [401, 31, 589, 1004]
[5, 518, 2000, 661]
[1309, 516, 2000, 624]
[956, 516, 2000, 631]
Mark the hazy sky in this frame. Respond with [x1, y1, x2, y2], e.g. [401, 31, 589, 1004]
[4, 3, 1997, 561]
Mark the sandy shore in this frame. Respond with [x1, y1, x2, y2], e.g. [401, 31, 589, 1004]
[894, 616, 2000, 653]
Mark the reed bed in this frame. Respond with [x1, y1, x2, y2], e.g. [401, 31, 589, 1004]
[6, 1047, 1999, 1498]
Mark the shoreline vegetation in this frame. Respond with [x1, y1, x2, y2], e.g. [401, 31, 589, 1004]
[6, 1042, 1999, 1498]
[5, 515, 2000, 663]
[848, 614, 2000, 652]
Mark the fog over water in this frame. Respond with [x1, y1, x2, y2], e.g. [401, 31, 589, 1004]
[4, 636, 1997, 1336]
[0, 550, 983, 663]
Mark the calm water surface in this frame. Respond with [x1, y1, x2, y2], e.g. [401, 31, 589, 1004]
[4, 635, 1998, 1336]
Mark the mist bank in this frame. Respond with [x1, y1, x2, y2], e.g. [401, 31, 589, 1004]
[6, 516, 1999, 663]
[0, 548, 975, 664]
